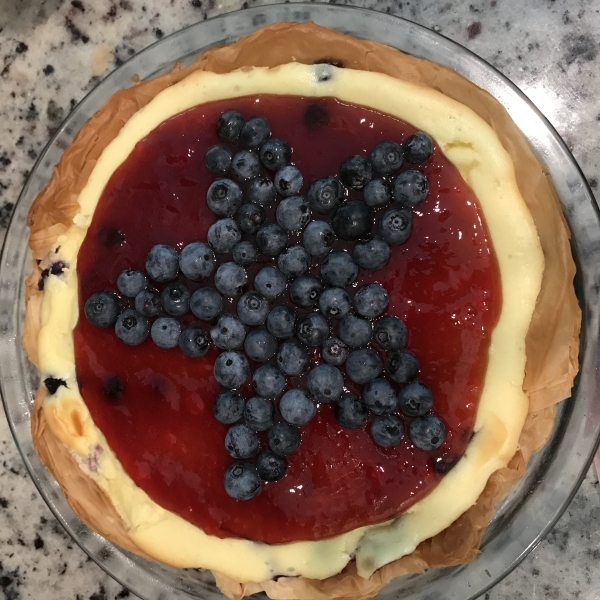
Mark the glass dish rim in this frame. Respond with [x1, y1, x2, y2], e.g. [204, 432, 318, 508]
[1, 3, 599, 600]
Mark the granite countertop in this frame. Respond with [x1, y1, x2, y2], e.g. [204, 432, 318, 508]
[1, 1, 599, 599]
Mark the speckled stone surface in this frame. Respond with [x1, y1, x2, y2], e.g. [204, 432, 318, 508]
[1, 1, 599, 599]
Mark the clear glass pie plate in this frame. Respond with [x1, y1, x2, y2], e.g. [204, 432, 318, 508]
[1, 4, 600, 599]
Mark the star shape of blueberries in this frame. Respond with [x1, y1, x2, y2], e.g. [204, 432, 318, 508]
[83, 110, 447, 501]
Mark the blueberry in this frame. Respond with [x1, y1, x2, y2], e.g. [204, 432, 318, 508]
[256, 450, 287, 481]
[339, 155, 373, 189]
[371, 415, 404, 448]
[374, 316, 407, 351]
[151, 317, 181, 349]
[409, 415, 446, 450]
[225, 424, 260, 459]
[161, 282, 190, 317]
[276, 196, 311, 231]
[280, 389, 315, 425]
[145, 244, 179, 283]
[217, 110, 244, 143]
[232, 241, 258, 268]
[259, 138, 291, 171]
[277, 245, 310, 279]
[303, 221, 336, 256]
[320, 252, 358, 287]
[307, 176, 346, 214]
[223, 461, 261, 501]
[290, 274, 323, 307]
[321, 337, 349, 366]
[244, 329, 277, 362]
[397, 381, 433, 417]
[353, 284, 389, 319]
[134, 288, 162, 317]
[345, 349, 382, 385]
[210, 314, 246, 350]
[353, 238, 391, 270]
[115, 309, 149, 346]
[190, 287, 222, 321]
[85, 291, 120, 328]
[370, 141, 403, 175]
[247, 176, 277, 207]
[205, 145, 232, 176]
[44, 377, 67, 395]
[363, 378, 397, 415]
[386, 350, 420, 384]
[244, 396, 274, 431]
[208, 218, 242, 254]
[240, 116, 271, 148]
[237, 291, 269, 326]
[307, 364, 344, 403]
[256, 223, 288, 257]
[214, 262, 247, 296]
[230, 151, 262, 182]
[268, 423, 300, 455]
[179, 242, 215, 281]
[206, 178, 243, 217]
[297, 313, 329, 347]
[214, 351, 249, 389]
[117, 270, 147, 298]
[319, 287, 351, 320]
[393, 170, 429, 208]
[274, 166, 303, 197]
[266, 306, 296, 340]
[332, 201, 373, 242]
[235, 203, 266, 234]
[363, 179, 392, 209]
[179, 325, 211, 358]
[404, 132, 434, 164]
[276, 340, 310, 376]
[254, 266, 287, 299]
[335, 394, 369, 429]
[213, 390, 245, 424]
[338, 315, 373, 348]
[379, 206, 412, 245]
[252, 365, 286, 398]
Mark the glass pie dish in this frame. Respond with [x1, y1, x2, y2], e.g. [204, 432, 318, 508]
[1, 4, 600, 599]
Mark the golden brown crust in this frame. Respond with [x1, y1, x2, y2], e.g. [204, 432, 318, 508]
[24, 21, 580, 600]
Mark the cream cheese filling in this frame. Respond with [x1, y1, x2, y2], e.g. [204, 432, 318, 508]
[37, 63, 544, 583]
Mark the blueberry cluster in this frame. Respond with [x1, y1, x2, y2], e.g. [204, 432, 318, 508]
[83, 247, 213, 358]
[83, 109, 447, 502]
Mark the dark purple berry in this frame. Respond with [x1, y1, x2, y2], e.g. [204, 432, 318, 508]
[205, 145, 232, 175]
[409, 415, 446, 451]
[371, 415, 404, 447]
[370, 141, 403, 175]
[223, 462, 261, 501]
[379, 206, 412, 245]
[206, 178, 243, 217]
[339, 155, 373, 189]
[85, 291, 120, 328]
[335, 394, 369, 429]
[259, 138, 291, 171]
[345, 349, 382, 385]
[179, 325, 211, 358]
[393, 170, 429, 208]
[240, 116, 271, 148]
[332, 201, 373, 242]
[404, 132, 434, 164]
[217, 111, 244, 143]
[397, 381, 434, 417]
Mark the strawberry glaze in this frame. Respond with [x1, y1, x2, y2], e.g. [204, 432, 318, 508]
[74, 95, 501, 543]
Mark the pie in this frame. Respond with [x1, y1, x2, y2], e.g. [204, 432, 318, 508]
[23, 22, 580, 600]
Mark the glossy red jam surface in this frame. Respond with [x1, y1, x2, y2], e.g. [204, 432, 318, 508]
[74, 95, 501, 544]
